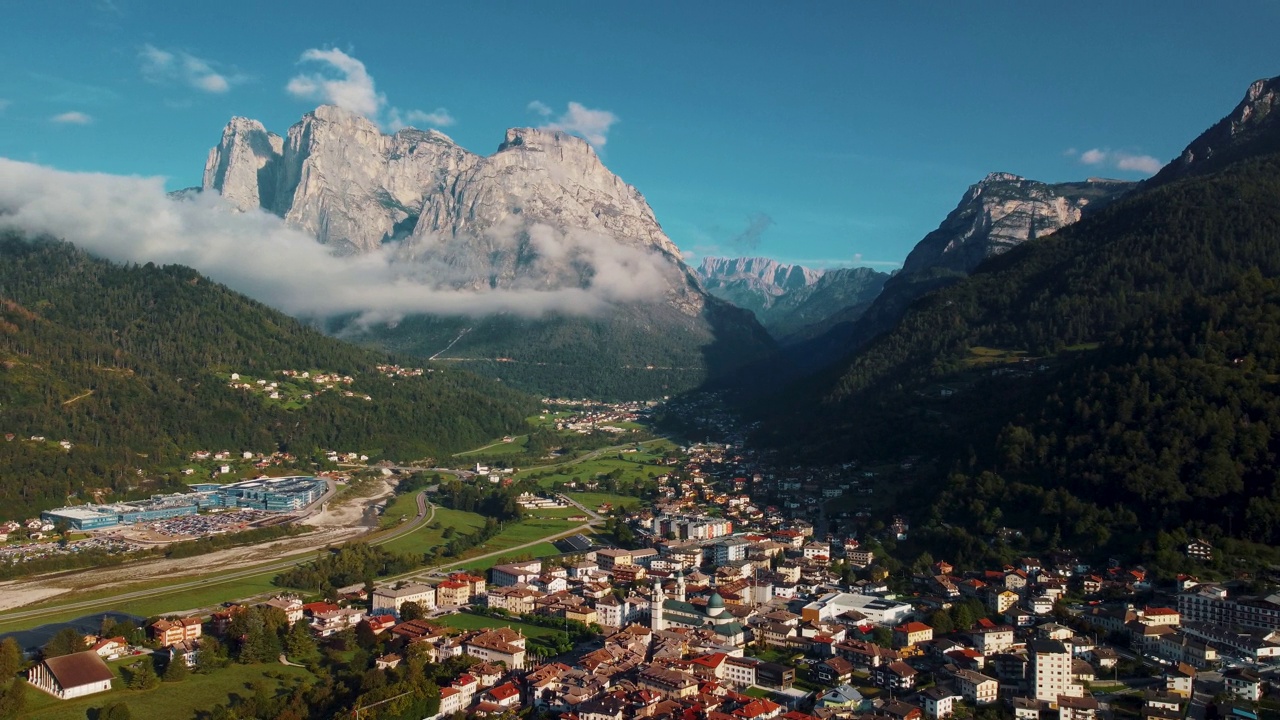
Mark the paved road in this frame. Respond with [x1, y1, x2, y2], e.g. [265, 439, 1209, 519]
[1, 492, 433, 628]
[558, 494, 604, 522]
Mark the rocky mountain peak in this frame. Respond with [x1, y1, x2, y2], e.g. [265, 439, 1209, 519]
[978, 171, 1025, 184]
[202, 116, 283, 213]
[498, 127, 594, 155]
[1149, 74, 1280, 187]
[200, 107, 696, 307]
[900, 174, 1132, 277]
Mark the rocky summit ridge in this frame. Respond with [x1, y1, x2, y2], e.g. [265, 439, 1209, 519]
[203, 105, 701, 313]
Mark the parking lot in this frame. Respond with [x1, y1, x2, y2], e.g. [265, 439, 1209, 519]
[141, 508, 275, 540]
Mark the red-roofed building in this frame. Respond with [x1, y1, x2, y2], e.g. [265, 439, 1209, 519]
[734, 698, 783, 720]
[691, 652, 729, 679]
[487, 681, 521, 707]
[302, 601, 339, 616]
[893, 622, 934, 648]
[1141, 607, 1181, 627]
[437, 580, 472, 607]
[89, 636, 128, 659]
[367, 614, 397, 632]
[150, 617, 202, 647]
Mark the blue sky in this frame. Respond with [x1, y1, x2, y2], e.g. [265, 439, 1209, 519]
[1, 1, 1277, 271]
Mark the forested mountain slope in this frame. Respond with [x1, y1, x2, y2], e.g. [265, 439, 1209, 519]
[0, 235, 535, 519]
[765, 147, 1280, 563]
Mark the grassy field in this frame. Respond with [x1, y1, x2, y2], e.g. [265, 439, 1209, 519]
[964, 346, 1033, 366]
[523, 454, 667, 488]
[434, 612, 566, 639]
[450, 542, 563, 572]
[378, 490, 426, 527]
[22, 657, 315, 720]
[561, 492, 643, 512]
[379, 507, 489, 556]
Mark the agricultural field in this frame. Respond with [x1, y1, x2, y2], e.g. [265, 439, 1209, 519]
[22, 657, 315, 720]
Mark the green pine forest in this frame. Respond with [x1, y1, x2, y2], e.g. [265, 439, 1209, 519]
[0, 235, 537, 520]
[767, 149, 1280, 565]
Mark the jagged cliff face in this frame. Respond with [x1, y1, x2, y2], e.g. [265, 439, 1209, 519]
[1149, 75, 1280, 187]
[899, 172, 1131, 277]
[202, 108, 700, 310]
[404, 127, 699, 312]
[203, 106, 478, 254]
[203, 117, 284, 212]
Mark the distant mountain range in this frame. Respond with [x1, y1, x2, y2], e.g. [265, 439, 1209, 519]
[694, 257, 888, 340]
[196, 106, 774, 399]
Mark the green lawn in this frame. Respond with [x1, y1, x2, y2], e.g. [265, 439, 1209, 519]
[434, 519, 581, 572]
[378, 491, 426, 527]
[451, 542, 563, 572]
[22, 658, 315, 720]
[434, 612, 567, 639]
[379, 507, 489, 555]
[562, 492, 643, 512]
[483, 519, 581, 547]
[523, 456, 667, 492]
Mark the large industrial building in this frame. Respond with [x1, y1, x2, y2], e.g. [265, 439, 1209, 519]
[41, 476, 326, 530]
[200, 476, 327, 512]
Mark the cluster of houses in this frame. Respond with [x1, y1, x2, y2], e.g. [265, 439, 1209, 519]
[226, 370, 371, 404]
[0, 517, 55, 543]
[539, 399, 654, 435]
[376, 364, 428, 377]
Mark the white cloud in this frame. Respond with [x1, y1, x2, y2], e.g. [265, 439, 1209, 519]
[1079, 148, 1108, 165]
[1115, 154, 1163, 174]
[0, 159, 673, 325]
[51, 111, 93, 125]
[287, 48, 454, 134]
[1071, 147, 1163, 176]
[139, 44, 239, 94]
[387, 107, 455, 131]
[287, 48, 385, 117]
[535, 101, 619, 147]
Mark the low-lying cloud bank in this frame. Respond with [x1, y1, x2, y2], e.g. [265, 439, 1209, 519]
[0, 159, 670, 324]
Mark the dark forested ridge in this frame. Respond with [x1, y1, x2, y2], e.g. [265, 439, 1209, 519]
[763, 148, 1280, 563]
[354, 294, 776, 401]
[0, 235, 536, 520]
